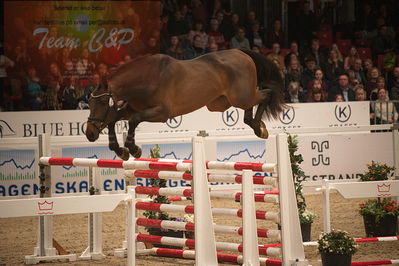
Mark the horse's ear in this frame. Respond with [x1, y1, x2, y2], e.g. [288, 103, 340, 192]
[109, 97, 114, 107]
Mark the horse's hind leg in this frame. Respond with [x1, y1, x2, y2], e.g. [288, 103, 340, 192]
[108, 122, 130, 160]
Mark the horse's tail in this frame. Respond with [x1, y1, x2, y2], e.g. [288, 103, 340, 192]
[239, 48, 286, 119]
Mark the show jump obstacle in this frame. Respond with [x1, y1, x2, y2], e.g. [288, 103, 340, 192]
[0, 133, 308, 266]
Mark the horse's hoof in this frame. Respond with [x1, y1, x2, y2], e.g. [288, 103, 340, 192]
[132, 147, 142, 158]
[259, 121, 269, 139]
[119, 147, 130, 161]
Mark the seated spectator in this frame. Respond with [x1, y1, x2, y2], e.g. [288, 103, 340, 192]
[271, 58, 285, 79]
[347, 69, 360, 89]
[76, 48, 96, 88]
[251, 45, 261, 53]
[284, 41, 300, 66]
[365, 67, 381, 99]
[166, 35, 186, 60]
[371, 88, 398, 124]
[230, 27, 250, 50]
[208, 42, 219, 53]
[208, 19, 227, 49]
[354, 85, 367, 101]
[309, 88, 325, 102]
[247, 21, 264, 48]
[306, 68, 329, 101]
[141, 36, 160, 55]
[188, 21, 208, 49]
[285, 81, 305, 103]
[243, 10, 258, 33]
[331, 43, 344, 63]
[335, 94, 345, 102]
[344, 46, 360, 70]
[323, 48, 344, 84]
[266, 19, 285, 48]
[351, 58, 367, 85]
[285, 59, 302, 86]
[266, 43, 285, 70]
[300, 56, 317, 93]
[24, 66, 44, 110]
[363, 59, 374, 77]
[329, 73, 355, 101]
[186, 35, 206, 59]
[79, 73, 103, 109]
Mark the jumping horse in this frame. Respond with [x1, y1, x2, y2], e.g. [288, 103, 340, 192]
[86, 49, 285, 160]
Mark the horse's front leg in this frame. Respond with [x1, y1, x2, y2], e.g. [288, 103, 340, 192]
[108, 122, 130, 160]
[244, 104, 268, 139]
[124, 119, 142, 159]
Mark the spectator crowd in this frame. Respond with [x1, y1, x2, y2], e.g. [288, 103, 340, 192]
[0, 0, 398, 123]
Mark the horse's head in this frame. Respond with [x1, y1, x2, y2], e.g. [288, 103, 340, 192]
[86, 87, 118, 142]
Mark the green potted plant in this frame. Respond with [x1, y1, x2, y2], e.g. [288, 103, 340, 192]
[318, 230, 357, 266]
[358, 161, 396, 237]
[287, 134, 316, 242]
[143, 145, 183, 248]
[359, 198, 398, 236]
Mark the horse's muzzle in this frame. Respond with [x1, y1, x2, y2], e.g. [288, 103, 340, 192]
[86, 122, 100, 142]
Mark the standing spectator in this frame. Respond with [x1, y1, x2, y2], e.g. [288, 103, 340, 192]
[191, 0, 207, 26]
[323, 48, 344, 84]
[230, 27, 250, 50]
[11, 44, 31, 76]
[371, 88, 398, 124]
[24, 66, 44, 110]
[300, 56, 317, 93]
[305, 39, 325, 68]
[372, 25, 396, 58]
[266, 19, 285, 48]
[166, 35, 186, 60]
[306, 68, 329, 101]
[247, 21, 264, 49]
[61, 77, 80, 110]
[208, 19, 227, 50]
[365, 67, 381, 100]
[390, 67, 399, 112]
[167, 10, 190, 39]
[188, 21, 208, 49]
[186, 35, 206, 59]
[0, 47, 14, 110]
[344, 46, 360, 70]
[243, 10, 257, 33]
[43, 62, 63, 110]
[355, 3, 376, 33]
[351, 58, 367, 86]
[295, 2, 317, 47]
[266, 43, 285, 70]
[329, 73, 355, 101]
[223, 13, 241, 42]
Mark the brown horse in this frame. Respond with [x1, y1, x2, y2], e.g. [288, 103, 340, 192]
[86, 49, 285, 160]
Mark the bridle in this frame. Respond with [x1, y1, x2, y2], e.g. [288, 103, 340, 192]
[87, 92, 117, 131]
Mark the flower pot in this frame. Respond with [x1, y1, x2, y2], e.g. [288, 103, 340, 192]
[321, 252, 352, 266]
[363, 214, 398, 237]
[300, 222, 312, 242]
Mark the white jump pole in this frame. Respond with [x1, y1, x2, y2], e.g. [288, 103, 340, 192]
[276, 133, 308, 266]
[242, 169, 260, 266]
[126, 185, 136, 266]
[192, 136, 218, 266]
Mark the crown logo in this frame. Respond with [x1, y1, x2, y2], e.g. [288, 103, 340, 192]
[377, 183, 391, 193]
[38, 200, 53, 211]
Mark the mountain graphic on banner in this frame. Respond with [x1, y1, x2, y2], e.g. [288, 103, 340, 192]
[218, 148, 265, 162]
